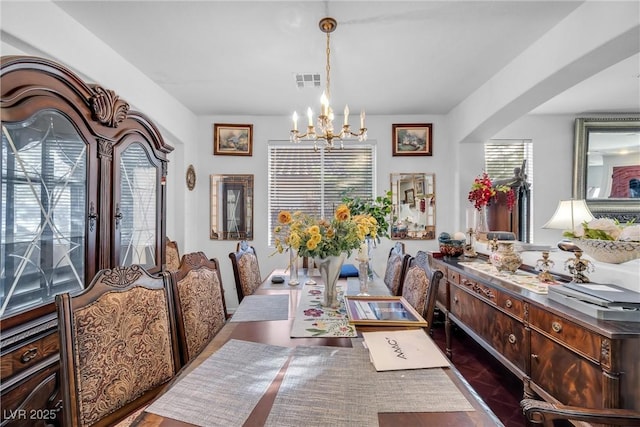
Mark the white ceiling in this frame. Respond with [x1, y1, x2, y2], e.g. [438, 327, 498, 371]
[53, 1, 640, 117]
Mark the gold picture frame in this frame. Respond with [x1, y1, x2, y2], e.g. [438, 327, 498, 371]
[213, 123, 253, 156]
[344, 296, 428, 327]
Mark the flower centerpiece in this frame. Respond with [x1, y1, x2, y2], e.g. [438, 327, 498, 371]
[468, 172, 516, 232]
[273, 204, 378, 307]
[468, 172, 516, 211]
[562, 218, 640, 264]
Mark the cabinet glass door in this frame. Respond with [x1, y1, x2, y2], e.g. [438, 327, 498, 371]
[117, 142, 157, 268]
[1, 111, 87, 318]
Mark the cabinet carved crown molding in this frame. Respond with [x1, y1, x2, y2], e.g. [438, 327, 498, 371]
[90, 85, 130, 128]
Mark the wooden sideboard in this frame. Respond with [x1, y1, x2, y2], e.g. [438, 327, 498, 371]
[430, 255, 640, 412]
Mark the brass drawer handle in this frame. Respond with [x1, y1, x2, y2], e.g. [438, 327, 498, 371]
[531, 353, 539, 359]
[551, 321, 563, 333]
[508, 334, 516, 344]
[20, 348, 39, 363]
[505, 299, 513, 308]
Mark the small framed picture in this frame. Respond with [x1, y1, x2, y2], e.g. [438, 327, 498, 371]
[343, 296, 428, 327]
[213, 123, 253, 156]
[392, 123, 432, 156]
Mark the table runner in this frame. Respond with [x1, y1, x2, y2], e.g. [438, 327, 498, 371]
[230, 294, 289, 322]
[264, 344, 474, 427]
[289, 281, 357, 338]
[145, 340, 291, 427]
[458, 261, 550, 294]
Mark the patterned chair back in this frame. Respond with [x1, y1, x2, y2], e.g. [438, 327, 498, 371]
[229, 244, 262, 303]
[171, 252, 227, 365]
[401, 250, 443, 328]
[165, 237, 181, 272]
[56, 265, 181, 427]
[383, 242, 411, 295]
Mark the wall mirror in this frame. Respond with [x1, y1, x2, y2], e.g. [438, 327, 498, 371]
[210, 174, 254, 240]
[390, 173, 436, 240]
[573, 117, 640, 221]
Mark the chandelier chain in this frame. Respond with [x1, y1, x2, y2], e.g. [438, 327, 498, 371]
[325, 31, 331, 101]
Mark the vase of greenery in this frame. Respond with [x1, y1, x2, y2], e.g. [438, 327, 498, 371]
[341, 190, 392, 242]
[342, 190, 392, 278]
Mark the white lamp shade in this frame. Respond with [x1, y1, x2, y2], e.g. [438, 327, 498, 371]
[542, 199, 595, 230]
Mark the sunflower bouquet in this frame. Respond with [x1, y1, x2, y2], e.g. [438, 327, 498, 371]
[273, 204, 378, 259]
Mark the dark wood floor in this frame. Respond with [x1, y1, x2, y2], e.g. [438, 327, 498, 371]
[430, 313, 527, 427]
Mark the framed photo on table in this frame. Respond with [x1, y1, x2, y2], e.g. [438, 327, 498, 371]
[213, 123, 253, 156]
[344, 296, 428, 327]
[392, 123, 432, 156]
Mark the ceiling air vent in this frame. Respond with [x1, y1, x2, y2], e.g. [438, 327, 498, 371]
[294, 73, 321, 89]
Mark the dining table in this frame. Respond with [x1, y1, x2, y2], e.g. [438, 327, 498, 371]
[132, 267, 503, 427]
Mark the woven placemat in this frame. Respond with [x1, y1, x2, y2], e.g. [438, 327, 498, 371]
[345, 276, 390, 296]
[146, 340, 291, 426]
[230, 294, 289, 322]
[265, 344, 474, 426]
[265, 345, 377, 427]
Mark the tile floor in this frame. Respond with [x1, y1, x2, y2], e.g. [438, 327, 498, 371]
[430, 315, 527, 427]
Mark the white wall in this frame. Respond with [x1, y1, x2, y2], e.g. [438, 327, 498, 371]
[190, 114, 457, 309]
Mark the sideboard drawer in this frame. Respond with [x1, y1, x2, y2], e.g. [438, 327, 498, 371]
[1, 332, 59, 382]
[529, 306, 601, 362]
[447, 268, 460, 285]
[451, 284, 526, 371]
[458, 274, 497, 306]
[497, 292, 523, 320]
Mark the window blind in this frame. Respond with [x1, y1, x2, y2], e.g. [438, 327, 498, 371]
[268, 141, 376, 245]
[484, 139, 533, 181]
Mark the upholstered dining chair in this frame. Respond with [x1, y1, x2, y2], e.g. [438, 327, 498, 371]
[56, 264, 181, 427]
[521, 398, 640, 426]
[171, 252, 228, 366]
[229, 242, 262, 303]
[400, 250, 443, 329]
[165, 237, 181, 272]
[383, 242, 411, 295]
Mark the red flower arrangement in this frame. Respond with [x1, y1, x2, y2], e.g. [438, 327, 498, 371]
[468, 172, 516, 211]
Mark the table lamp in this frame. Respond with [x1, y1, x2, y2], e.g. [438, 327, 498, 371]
[543, 199, 595, 282]
[542, 199, 594, 232]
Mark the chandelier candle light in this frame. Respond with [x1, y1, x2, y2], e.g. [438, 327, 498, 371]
[290, 17, 367, 151]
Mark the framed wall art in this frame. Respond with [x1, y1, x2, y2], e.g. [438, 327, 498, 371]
[213, 123, 253, 156]
[392, 123, 432, 156]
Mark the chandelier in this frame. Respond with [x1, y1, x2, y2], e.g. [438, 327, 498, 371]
[290, 17, 367, 151]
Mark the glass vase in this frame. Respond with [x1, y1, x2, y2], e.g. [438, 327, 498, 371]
[476, 206, 489, 233]
[289, 248, 299, 286]
[314, 253, 346, 309]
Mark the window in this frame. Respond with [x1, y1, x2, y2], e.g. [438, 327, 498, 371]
[268, 141, 376, 244]
[485, 139, 533, 241]
[484, 139, 533, 181]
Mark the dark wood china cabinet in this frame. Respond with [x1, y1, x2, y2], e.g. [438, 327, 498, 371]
[0, 56, 172, 425]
